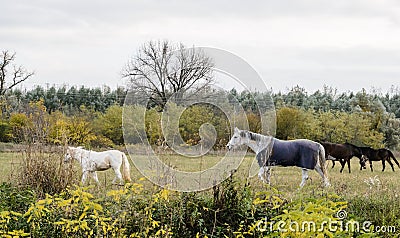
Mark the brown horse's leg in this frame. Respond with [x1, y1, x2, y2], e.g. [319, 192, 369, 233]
[381, 159, 386, 172]
[369, 160, 373, 172]
[347, 158, 351, 173]
[339, 159, 346, 173]
[389, 151, 400, 168]
[386, 157, 395, 171]
[331, 160, 335, 169]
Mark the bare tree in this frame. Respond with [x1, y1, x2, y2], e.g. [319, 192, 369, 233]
[0, 50, 34, 96]
[123, 40, 214, 108]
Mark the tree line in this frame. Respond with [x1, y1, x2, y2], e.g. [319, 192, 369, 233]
[1, 84, 399, 150]
[1, 85, 126, 116]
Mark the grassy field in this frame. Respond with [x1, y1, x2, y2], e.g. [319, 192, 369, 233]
[1, 150, 399, 197]
[0, 152, 19, 183]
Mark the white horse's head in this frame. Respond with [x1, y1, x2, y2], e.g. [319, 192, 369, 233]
[226, 127, 248, 150]
[64, 146, 81, 163]
[64, 147, 73, 163]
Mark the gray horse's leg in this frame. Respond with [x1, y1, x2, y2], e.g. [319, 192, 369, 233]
[265, 167, 271, 184]
[300, 169, 309, 187]
[258, 167, 271, 184]
[258, 167, 266, 183]
[314, 164, 330, 187]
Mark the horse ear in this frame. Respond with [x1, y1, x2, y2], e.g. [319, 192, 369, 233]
[234, 127, 240, 133]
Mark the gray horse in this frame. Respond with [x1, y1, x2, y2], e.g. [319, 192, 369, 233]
[226, 128, 330, 187]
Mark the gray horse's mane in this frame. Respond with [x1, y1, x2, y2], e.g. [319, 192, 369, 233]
[239, 129, 274, 166]
[240, 130, 270, 142]
[240, 130, 274, 152]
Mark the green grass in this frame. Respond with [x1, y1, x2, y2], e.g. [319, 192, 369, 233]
[156, 151, 400, 198]
[2, 150, 399, 197]
[1, 149, 399, 202]
[0, 152, 19, 183]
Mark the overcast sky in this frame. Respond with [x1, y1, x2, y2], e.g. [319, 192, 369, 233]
[1, 0, 400, 93]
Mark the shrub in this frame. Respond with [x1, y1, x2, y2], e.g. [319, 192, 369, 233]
[92, 105, 123, 145]
[8, 113, 29, 142]
[0, 121, 10, 142]
[348, 193, 400, 237]
[0, 175, 386, 237]
[0, 183, 36, 213]
[17, 144, 77, 197]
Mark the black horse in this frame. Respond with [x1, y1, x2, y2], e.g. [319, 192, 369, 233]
[319, 142, 365, 173]
[358, 147, 400, 172]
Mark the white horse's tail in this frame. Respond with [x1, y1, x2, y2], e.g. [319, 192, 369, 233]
[121, 153, 132, 182]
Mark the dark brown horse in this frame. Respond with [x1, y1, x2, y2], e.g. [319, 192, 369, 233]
[358, 147, 400, 172]
[319, 142, 365, 173]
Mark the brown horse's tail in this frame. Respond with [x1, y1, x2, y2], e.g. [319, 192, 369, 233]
[388, 150, 400, 168]
[121, 153, 132, 183]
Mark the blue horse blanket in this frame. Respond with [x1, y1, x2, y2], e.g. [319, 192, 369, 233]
[256, 138, 319, 169]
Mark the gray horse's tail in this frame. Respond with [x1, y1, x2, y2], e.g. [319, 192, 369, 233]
[318, 144, 329, 182]
[121, 153, 132, 182]
[388, 150, 400, 168]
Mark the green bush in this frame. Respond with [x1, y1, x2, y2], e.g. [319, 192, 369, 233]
[0, 122, 11, 142]
[348, 193, 400, 237]
[0, 183, 36, 213]
[0, 176, 386, 237]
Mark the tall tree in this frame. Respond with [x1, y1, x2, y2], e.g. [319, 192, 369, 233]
[0, 51, 34, 96]
[123, 40, 214, 108]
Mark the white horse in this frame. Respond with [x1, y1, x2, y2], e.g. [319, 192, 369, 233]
[226, 128, 330, 188]
[64, 146, 132, 185]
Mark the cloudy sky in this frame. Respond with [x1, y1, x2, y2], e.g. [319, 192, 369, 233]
[1, 0, 400, 93]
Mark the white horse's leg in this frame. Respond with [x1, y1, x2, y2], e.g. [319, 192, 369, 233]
[314, 164, 330, 187]
[112, 168, 123, 185]
[300, 169, 309, 187]
[91, 172, 100, 185]
[81, 171, 88, 184]
[258, 167, 266, 183]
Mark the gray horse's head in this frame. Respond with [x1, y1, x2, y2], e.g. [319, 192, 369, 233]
[226, 127, 248, 150]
